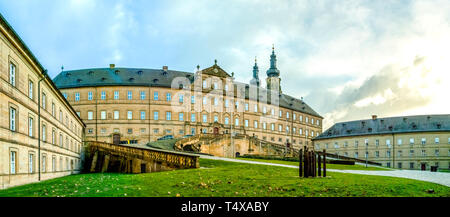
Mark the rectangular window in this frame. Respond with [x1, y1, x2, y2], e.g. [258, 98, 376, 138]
[127, 91, 132, 100]
[202, 114, 207, 123]
[271, 124, 275, 131]
[410, 138, 415, 145]
[191, 95, 195, 103]
[101, 111, 106, 120]
[435, 149, 440, 156]
[42, 125, 46, 142]
[279, 110, 282, 118]
[140, 91, 146, 100]
[191, 114, 196, 122]
[42, 93, 46, 109]
[42, 155, 46, 172]
[52, 157, 56, 172]
[287, 112, 290, 119]
[127, 111, 133, 120]
[254, 121, 258, 129]
[52, 103, 55, 117]
[279, 125, 282, 132]
[235, 118, 239, 126]
[154, 111, 159, 120]
[271, 109, 275, 116]
[245, 120, 249, 127]
[52, 130, 56, 145]
[179, 113, 184, 121]
[263, 122, 267, 130]
[10, 107, 16, 131]
[224, 99, 228, 107]
[166, 112, 172, 120]
[409, 150, 414, 157]
[101, 91, 106, 100]
[254, 104, 258, 112]
[224, 117, 229, 125]
[398, 139, 402, 145]
[214, 115, 218, 122]
[114, 91, 119, 100]
[245, 103, 249, 111]
[9, 63, 16, 86]
[140, 111, 146, 120]
[435, 137, 440, 144]
[114, 111, 119, 120]
[88, 92, 93, 100]
[28, 80, 34, 100]
[421, 138, 426, 145]
[75, 92, 80, 101]
[10, 151, 16, 174]
[179, 94, 184, 103]
[375, 151, 380, 158]
[214, 98, 218, 106]
[88, 111, 93, 120]
[29, 153, 34, 173]
[386, 139, 391, 147]
[28, 117, 34, 137]
[166, 93, 171, 101]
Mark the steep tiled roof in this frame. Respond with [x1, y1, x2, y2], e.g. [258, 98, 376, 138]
[53, 67, 322, 118]
[314, 114, 450, 140]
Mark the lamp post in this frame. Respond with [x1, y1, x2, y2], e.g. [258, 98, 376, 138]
[38, 69, 48, 181]
[365, 140, 368, 168]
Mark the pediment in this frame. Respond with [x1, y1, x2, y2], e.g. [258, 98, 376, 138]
[201, 63, 232, 78]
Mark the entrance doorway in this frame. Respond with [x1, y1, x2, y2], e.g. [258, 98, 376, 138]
[113, 134, 120, 145]
[214, 127, 219, 135]
[421, 163, 426, 171]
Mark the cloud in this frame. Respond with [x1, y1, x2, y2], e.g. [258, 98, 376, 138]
[1, 0, 449, 131]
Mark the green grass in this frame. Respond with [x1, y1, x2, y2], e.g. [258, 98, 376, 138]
[236, 157, 392, 171]
[0, 159, 448, 197]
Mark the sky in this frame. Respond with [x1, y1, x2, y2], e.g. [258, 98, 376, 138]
[1, 0, 449, 129]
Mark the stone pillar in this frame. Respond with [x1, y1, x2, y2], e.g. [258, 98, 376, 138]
[101, 155, 110, 173]
[132, 159, 142, 174]
[90, 151, 99, 172]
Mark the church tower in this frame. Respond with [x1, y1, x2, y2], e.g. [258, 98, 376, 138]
[250, 57, 260, 87]
[266, 45, 281, 93]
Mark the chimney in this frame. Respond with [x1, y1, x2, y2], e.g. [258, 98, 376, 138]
[162, 66, 168, 72]
[110, 64, 115, 69]
[372, 115, 377, 120]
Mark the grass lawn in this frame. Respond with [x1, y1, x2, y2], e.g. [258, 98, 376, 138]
[237, 157, 392, 171]
[0, 159, 448, 197]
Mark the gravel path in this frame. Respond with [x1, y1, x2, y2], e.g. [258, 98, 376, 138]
[200, 155, 450, 187]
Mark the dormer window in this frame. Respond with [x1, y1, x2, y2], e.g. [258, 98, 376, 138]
[114, 70, 120, 75]
[88, 71, 94, 75]
[137, 70, 143, 75]
[129, 78, 135, 82]
[76, 79, 82, 83]
[153, 79, 159, 83]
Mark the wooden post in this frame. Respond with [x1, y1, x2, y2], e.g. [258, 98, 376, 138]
[309, 151, 314, 177]
[323, 149, 327, 177]
[318, 151, 322, 177]
[304, 147, 309, 177]
[299, 149, 303, 178]
[313, 152, 316, 177]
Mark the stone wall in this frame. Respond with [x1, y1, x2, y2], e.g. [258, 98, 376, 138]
[84, 141, 200, 174]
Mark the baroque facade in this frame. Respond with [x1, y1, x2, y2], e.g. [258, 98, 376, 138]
[0, 14, 85, 189]
[53, 48, 323, 150]
[313, 115, 450, 170]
